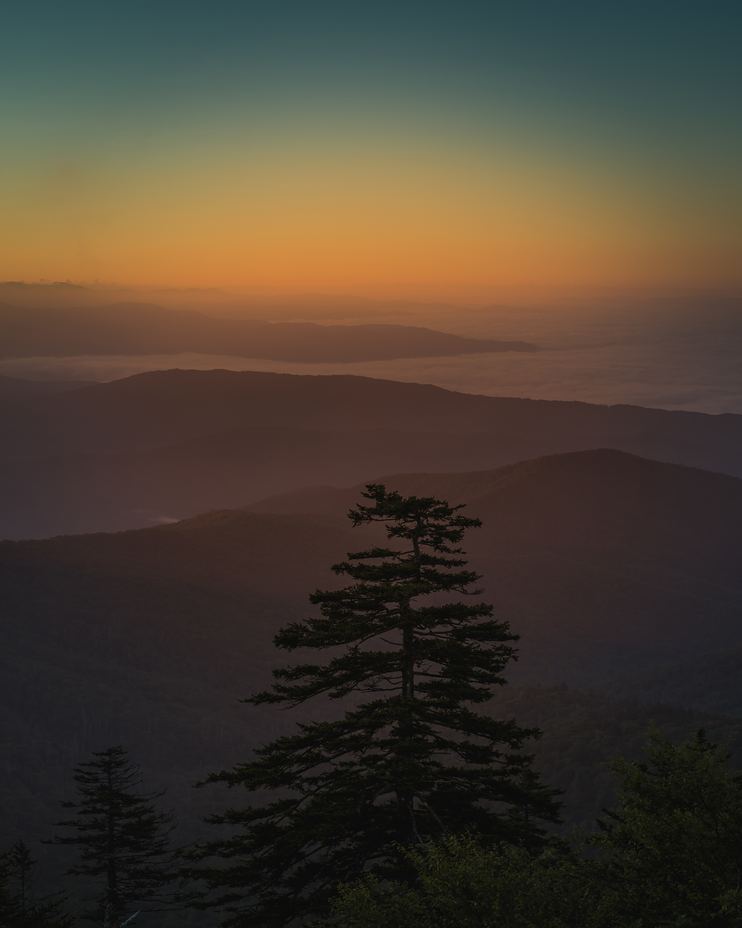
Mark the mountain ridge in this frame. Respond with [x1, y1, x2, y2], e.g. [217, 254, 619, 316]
[3, 369, 742, 538]
[249, 447, 742, 513]
[0, 302, 533, 362]
[4, 448, 742, 854]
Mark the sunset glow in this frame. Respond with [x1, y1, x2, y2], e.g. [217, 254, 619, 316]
[2, 2, 740, 299]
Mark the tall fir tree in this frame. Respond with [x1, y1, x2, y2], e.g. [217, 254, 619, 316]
[198, 484, 559, 926]
[49, 746, 175, 927]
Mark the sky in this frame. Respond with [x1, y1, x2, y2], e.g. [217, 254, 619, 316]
[1, 0, 740, 300]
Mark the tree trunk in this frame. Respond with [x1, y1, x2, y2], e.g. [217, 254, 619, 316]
[398, 517, 423, 843]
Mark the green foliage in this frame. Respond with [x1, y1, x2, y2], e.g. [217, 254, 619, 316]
[49, 745, 175, 925]
[328, 731, 742, 928]
[197, 485, 558, 926]
[326, 835, 614, 928]
[595, 729, 742, 927]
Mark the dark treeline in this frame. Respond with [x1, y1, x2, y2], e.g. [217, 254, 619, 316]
[7, 486, 741, 927]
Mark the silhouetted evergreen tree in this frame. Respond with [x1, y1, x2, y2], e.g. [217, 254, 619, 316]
[1, 841, 71, 927]
[198, 484, 559, 926]
[0, 852, 19, 925]
[49, 746, 174, 927]
[326, 730, 742, 928]
[7, 842, 34, 920]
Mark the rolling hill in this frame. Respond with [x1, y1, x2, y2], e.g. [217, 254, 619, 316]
[3, 449, 742, 855]
[2, 369, 742, 538]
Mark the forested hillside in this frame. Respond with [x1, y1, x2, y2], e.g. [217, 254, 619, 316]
[3, 449, 742, 864]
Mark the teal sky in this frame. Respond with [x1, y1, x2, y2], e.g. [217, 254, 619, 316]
[2, 1, 740, 296]
[4, 2, 739, 137]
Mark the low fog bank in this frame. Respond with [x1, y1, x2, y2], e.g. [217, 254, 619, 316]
[2, 284, 741, 413]
[3, 337, 741, 414]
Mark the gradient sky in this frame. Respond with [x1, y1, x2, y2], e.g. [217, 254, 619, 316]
[1, 0, 740, 299]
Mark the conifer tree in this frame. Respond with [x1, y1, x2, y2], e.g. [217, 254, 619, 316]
[50, 746, 174, 927]
[0, 852, 20, 925]
[1, 841, 71, 927]
[7, 841, 34, 920]
[199, 484, 559, 926]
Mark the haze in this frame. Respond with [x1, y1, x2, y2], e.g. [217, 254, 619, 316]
[3, 5, 742, 926]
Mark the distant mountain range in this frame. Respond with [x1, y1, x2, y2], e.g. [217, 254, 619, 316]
[2, 369, 742, 538]
[3, 448, 742, 850]
[0, 301, 534, 362]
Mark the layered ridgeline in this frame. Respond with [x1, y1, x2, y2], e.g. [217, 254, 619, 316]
[0, 301, 533, 362]
[2, 369, 742, 537]
[3, 449, 742, 854]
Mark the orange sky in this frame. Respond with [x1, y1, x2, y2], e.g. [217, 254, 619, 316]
[3, 123, 739, 301]
[2, 4, 740, 301]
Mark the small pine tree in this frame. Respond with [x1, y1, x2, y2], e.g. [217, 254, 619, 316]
[50, 746, 174, 926]
[0, 852, 20, 925]
[7, 841, 35, 919]
[1, 841, 71, 928]
[199, 484, 559, 926]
